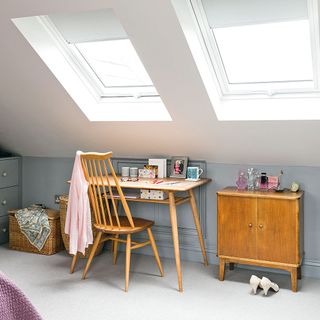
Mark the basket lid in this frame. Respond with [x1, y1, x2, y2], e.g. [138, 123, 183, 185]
[9, 208, 60, 220]
[59, 195, 69, 204]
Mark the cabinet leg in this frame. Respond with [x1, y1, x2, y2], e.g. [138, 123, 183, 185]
[219, 259, 225, 281]
[229, 263, 235, 271]
[291, 268, 298, 292]
[297, 266, 302, 280]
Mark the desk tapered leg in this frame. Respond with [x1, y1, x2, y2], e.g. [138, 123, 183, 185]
[169, 192, 183, 292]
[188, 189, 208, 266]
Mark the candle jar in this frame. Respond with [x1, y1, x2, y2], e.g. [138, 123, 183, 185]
[247, 168, 257, 191]
[254, 173, 260, 190]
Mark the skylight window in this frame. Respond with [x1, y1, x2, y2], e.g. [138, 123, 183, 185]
[46, 10, 159, 99]
[72, 39, 157, 97]
[192, 0, 318, 96]
[172, 0, 320, 120]
[212, 20, 314, 91]
[74, 40, 153, 87]
[12, 10, 171, 121]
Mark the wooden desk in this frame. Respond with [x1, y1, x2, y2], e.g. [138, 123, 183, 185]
[108, 176, 211, 292]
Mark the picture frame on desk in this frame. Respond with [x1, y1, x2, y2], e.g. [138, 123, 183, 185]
[170, 156, 188, 178]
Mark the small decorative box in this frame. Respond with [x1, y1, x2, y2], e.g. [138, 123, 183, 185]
[268, 176, 279, 190]
[139, 169, 157, 179]
[140, 189, 168, 200]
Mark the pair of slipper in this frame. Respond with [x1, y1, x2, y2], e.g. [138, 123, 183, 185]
[250, 275, 279, 295]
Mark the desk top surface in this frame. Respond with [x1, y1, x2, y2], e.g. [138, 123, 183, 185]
[68, 176, 212, 192]
[106, 176, 211, 192]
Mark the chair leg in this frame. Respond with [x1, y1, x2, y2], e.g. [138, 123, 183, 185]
[70, 252, 79, 274]
[147, 228, 164, 277]
[113, 234, 119, 265]
[82, 231, 102, 280]
[125, 234, 131, 292]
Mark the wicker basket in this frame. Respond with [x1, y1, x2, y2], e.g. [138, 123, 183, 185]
[9, 209, 63, 255]
[59, 195, 103, 258]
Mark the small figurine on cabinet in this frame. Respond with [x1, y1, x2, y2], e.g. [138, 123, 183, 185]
[291, 181, 300, 192]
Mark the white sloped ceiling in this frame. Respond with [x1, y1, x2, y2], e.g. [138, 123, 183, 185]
[1, 0, 320, 166]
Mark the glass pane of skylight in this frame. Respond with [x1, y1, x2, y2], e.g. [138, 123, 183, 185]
[212, 20, 313, 84]
[75, 39, 154, 88]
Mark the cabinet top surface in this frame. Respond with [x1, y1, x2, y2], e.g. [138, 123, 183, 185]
[217, 187, 303, 200]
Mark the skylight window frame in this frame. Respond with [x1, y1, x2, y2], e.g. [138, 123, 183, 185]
[189, 0, 320, 99]
[12, 14, 171, 121]
[39, 15, 160, 101]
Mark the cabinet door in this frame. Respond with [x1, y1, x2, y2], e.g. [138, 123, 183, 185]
[218, 195, 257, 259]
[0, 159, 19, 188]
[257, 198, 299, 264]
[0, 186, 19, 217]
[0, 215, 9, 244]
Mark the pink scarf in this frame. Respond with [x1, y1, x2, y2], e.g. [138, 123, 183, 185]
[65, 151, 93, 255]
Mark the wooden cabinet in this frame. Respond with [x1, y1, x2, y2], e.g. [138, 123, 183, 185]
[0, 157, 21, 245]
[217, 187, 304, 292]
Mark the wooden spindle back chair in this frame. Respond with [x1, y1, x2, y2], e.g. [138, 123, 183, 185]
[73, 152, 163, 291]
[81, 152, 134, 232]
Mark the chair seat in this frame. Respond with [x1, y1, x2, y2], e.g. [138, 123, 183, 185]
[94, 216, 154, 234]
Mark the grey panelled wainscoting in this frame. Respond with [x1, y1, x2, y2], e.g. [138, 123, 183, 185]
[21, 157, 320, 278]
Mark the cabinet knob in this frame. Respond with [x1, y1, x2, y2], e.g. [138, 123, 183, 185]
[2, 172, 7, 177]
[1, 200, 7, 205]
[248, 223, 253, 228]
[259, 224, 263, 229]
[2, 228, 6, 233]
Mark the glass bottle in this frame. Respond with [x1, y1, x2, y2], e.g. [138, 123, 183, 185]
[247, 168, 257, 191]
[236, 170, 247, 190]
[254, 172, 260, 190]
[260, 172, 268, 190]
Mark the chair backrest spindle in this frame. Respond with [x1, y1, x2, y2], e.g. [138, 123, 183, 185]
[80, 152, 135, 230]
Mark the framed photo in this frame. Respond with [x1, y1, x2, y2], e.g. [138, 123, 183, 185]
[170, 156, 188, 178]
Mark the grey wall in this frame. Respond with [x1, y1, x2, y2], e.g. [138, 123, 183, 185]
[22, 156, 320, 278]
[22, 157, 73, 208]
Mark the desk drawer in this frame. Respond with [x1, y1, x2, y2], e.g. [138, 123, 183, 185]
[0, 159, 19, 188]
[0, 215, 9, 244]
[0, 187, 19, 217]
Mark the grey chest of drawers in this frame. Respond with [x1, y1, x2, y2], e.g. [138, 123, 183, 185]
[0, 157, 21, 244]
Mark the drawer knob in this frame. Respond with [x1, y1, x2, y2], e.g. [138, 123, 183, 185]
[1, 200, 7, 205]
[248, 223, 253, 228]
[2, 172, 7, 177]
[259, 224, 263, 229]
[2, 228, 7, 233]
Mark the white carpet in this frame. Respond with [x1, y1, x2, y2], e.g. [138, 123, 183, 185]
[0, 245, 319, 320]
